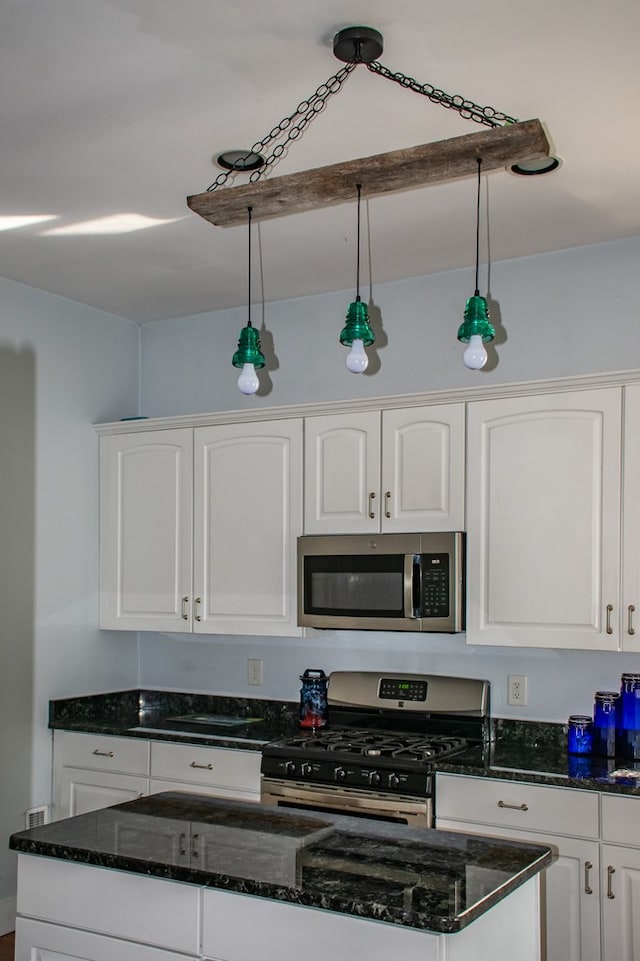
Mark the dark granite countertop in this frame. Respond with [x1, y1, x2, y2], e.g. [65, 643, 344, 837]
[49, 691, 640, 795]
[9, 791, 551, 934]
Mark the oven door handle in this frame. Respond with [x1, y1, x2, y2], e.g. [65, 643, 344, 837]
[406, 554, 419, 618]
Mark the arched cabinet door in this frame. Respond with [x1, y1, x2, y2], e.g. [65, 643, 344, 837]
[99, 429, 193, 632]
[466, 387, 622, 650]
[304, 405, 464, 535]
[193, 419, 303, 636]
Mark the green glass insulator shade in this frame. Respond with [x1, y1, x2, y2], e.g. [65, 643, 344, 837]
[339, 298, 375, 347]
[457, 294, 495, 344]
[232, 324, 265, 369]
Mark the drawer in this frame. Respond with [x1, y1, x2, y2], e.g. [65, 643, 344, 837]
[436, 773, 599, 839]
[53, 731, 150, 775]
[150, 741, 261, 793]
[16, 855, 199, 954]
[601, 793, 640, 845]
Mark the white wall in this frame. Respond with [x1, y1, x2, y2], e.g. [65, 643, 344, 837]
[0, 278, 139, 927]
[138, 235, 640, 722]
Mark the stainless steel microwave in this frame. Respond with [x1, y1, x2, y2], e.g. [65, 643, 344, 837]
[297, 532, 465, 632]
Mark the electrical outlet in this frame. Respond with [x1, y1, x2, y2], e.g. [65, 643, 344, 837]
[508, 674, 528, 706]
[247, 658, 263, 686]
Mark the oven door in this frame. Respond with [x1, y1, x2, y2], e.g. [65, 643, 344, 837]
[260, 777, 432, 827]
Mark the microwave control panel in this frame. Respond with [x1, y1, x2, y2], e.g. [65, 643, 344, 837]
[420, 553, 450, 617]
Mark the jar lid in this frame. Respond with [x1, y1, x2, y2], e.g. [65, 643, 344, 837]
[568, 715, 592, 723]
[621, 673, 640, 681]
[595, 691, 620, 699]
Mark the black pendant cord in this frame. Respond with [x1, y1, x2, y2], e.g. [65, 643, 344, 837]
[356, 183, 362, 302]
[247, 206, 253, 328]
[474, 159, 482, 297]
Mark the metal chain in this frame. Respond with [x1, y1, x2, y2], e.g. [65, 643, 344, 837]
[206, 62, 357, 191]
[205, 59, 517, 192]
[366, 60, 518, 128]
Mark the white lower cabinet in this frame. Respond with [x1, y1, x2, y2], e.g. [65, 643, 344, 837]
[52, 731, 262, 821]
[149, 740, 261, 802]
[436, 773, 601, 961]
[600, 794, 640, 961]
[52, 731, 150, 819]
[15, 919, 191, 961]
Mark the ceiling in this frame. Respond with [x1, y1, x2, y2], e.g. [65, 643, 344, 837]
[2, 0, 639, 324]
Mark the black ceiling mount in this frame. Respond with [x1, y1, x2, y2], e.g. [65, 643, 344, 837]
[216, 150, 265, 172]
[333, 26, 383, 64]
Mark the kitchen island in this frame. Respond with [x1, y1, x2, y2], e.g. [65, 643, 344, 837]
[10, 791, 551, 961]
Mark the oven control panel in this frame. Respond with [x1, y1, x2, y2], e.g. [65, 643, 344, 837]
[378, 678, 428, 702]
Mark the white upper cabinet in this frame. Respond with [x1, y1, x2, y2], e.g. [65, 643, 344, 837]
[304, 405, 465, 534]
[621, 384, 640, 651]
[193, 420, 303, 636]
[466, 387, 622, 649]
[99, 419, 303, 636]
[99, 429, 193, 632]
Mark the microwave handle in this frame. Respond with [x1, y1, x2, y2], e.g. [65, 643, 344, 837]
[404, 554, 418, 619]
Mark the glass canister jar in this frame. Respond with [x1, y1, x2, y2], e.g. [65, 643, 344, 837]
[618, 673, 640, 760]
[299, 669, 328, 729]
[567, 715, 593, 755]
[593, 691, 620, 757]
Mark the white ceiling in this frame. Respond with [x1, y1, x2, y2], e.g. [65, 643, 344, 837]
[2, 0, 639, 324]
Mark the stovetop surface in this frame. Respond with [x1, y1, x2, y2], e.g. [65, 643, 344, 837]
[264, 729, 468, 764]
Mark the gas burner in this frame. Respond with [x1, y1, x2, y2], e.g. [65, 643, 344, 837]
[269, 729, 468, 764]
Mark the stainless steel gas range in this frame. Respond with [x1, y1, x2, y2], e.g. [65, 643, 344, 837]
[260, 671, 490, 827]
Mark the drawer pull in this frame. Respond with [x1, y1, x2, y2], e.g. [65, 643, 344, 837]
[497, 800, 529, 812]
[384, 491, 392, 518]
[584, 860, 593, 895]
[368, 491, 376, 519]
[607, 865, 615, 899]
[606, 603, 614, 635]
[181, 596, 189, 620]
[629, 604, 636, 636]
[92, 749, 114, 758]
[190, 761, 213, 771]
[194, 597, 202, 622]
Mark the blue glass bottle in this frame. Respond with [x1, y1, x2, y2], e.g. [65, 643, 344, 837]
[593, 691, 619, 757]
[567, 715, 593, 755]
[618, 673, 640, 760]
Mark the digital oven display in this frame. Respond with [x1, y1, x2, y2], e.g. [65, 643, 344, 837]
[379, 678, 428, 702]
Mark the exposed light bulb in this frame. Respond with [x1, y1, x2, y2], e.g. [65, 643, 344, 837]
[345, 338, 369, 373]
[463, 334, 488, 370]
[237, 363, 259, 394]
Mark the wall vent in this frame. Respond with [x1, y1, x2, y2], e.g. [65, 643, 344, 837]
[25, 805, 49, 829]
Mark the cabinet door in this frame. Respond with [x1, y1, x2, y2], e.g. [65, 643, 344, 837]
[621, 384, 640, 651]
[304, 411, 380, 533]
[193, 419, 303, 635]
[54, 768, 148, 819]
[380, 405, 465, 532]
[15, 919, 191, 961]
[99, 429, 193, 631]
[600, 844, 640, 961]
[466, 388, 622, 649]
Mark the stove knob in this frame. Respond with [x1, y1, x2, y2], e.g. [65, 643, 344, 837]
[368, 771, 381, 786]
[387, 773, 400, 789]
[284, 760, 296, 776]
[301, 762, 313, 778]
[334, 766, 346, 781]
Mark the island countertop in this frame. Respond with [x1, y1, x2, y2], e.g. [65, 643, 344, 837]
[10, 791, 551, 935]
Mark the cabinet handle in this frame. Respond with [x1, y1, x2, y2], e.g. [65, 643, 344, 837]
[192, 832, 200, 857]
[368, 492, 376, 519]
[384, 491, 391, 518]
[606, 604, 614, 635]
[181, 596, 189, 620]
[497, 800, 529, 812]
[92, 749, 114, 758]
[607, 865, 615, 899]
[190, 761, 213, 770]
[584, 860, 593, 895]
[628, 604, 636, 635]
[179, 831, 187, 857]
[194, 597, 202, 622]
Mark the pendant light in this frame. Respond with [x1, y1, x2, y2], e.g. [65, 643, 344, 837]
[340, 184, 374, 373]
[232, 206, 265, 394]
[457, 158, 495, 370]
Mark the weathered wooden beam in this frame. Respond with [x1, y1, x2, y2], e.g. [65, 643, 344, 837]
[187, 119, 551, 228]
